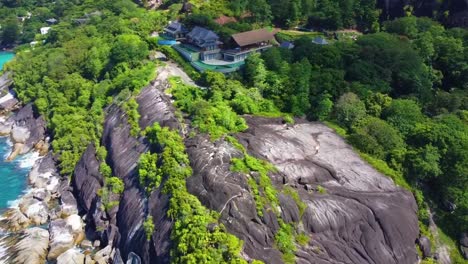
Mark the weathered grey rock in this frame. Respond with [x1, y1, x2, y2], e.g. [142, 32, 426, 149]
[8, 104, 46, 154]
[0, 119, 12, 135]
[0, 73, 19, 112]
[186, 136, 282, 263]
[11, 126, 30, 144]
[461, 233, 468, 259]
[20, 199, 48, 225]
[73, 144, 103, 212]
[32, 188, 49, 202]
[48, 219, 75, 260]
[85, 255, 96, 264]
[60, 189, 79, 217]
[94, 245, 112, 264]
[56, 248, 85, 264]
[93, 240, 101, 248]
[81, 239, 93, 248]
[112, 249, 125, 264]
[126, 252, 142, 264]
[136, 80, 179, 131]
[184, 117, 420, 264]
[29, 154, 58, 189]
[147, 188, 173, 263]
[0, 208, 30, 231]
[0, 227, 49, 264]
[418, 236, 432, 259]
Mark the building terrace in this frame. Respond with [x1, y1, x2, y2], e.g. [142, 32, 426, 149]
[167, 23, 277, 72]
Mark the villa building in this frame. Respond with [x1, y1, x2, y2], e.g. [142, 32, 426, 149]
[185, 26, 222, 61]
[163, 21, 188, 40]
[169, 23, 276, 73]
[223, 28, 275, 62]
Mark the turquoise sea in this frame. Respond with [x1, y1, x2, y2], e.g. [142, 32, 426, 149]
[0, 137, 38, 212]
[0, 52, 36, 213]
[0, 52, 14, 71]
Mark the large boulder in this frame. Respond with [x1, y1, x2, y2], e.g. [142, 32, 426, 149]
[18, 197, 48, 225]
[0, 72, 18, 112]
[136, 79, 179, 131]
[60, 180, 79, 217]
[47, 219, 75, 260]
[56, 248, 85, 264]
[461, 233, 468, 259]
[0, 208, 30, 231]
[8, 103, 46, 154]
[185, 117, 420, 264]
[418, 236, 432, 259]
[72, 144, 103, 212]
[0, 227, 49, 264]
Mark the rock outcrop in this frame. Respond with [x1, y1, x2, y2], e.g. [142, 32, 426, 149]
[0, 72, 18, 113]
[185, 117, 420, 264]
[69, 65, 421, 264]
[73, 68, 181, 263]
[0, 227, 49, 264]
[3, 103, 47, 160]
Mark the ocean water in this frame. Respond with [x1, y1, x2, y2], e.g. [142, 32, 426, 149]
[0, 137, 39, 213]
[0, 52, 36, 213]
[0, 52, 13, 71]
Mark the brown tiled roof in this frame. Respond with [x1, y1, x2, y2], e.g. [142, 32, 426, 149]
[232, 28, 275, 47]
[215, 15, 237, 25]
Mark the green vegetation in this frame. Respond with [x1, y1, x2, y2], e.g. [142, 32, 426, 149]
[296, 232, 310, 246]
[144, 123, 247, 263]
[316, 185, 326, 194]
[230, 152, 278, 217]
[138, 152, 160, 194]
[283, 186, 306, 216]
[275, 221, 296, 264]
[6, 0, 164, 177]
[143, 216, 155, 241]
[122, 98, 141, 137]
[3, 0, 467, 262]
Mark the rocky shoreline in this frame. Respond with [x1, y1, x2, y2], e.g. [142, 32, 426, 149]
[0, 73, 116, 264]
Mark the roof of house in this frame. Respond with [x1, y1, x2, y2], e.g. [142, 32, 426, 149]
[46, 18, 58, 24]
[215, 15, 237, 25]
[232, 28, 275, 47]
[312, 37, 329, 45]
[165, 21, 188, 33]
[280, 41, 295, 49]
[187, 26, 220, 47]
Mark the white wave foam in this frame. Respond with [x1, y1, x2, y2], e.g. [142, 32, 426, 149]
[17, 151, 40, 169]
[6, 188, 32, 209]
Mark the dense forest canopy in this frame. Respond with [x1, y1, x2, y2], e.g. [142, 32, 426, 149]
[0, 0, 466, 263]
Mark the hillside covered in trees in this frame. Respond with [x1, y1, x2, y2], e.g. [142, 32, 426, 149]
[0, 0, 466, 263]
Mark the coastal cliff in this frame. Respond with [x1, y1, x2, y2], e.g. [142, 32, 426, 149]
[0, 66, 422, 263]
[71, 65, 421, 264]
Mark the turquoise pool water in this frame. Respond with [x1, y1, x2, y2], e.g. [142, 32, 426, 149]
[0, 52, 14, 71]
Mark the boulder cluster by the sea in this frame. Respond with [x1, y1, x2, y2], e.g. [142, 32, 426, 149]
[0, 73, 117, 264]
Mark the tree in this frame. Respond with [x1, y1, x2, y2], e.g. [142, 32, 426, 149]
[111, 34, 149, 66]
[334, 92, 367, 128]
[383, 99, 425, 137]
[310, 93, 333, 121]
[405, 144, 442, 181]
[1, 16, 19, 45]
[364, 92, 392, 117]
[247, 0, 272, 24]
[244, 53, 267, 93]
[289, 58, 311, 116]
